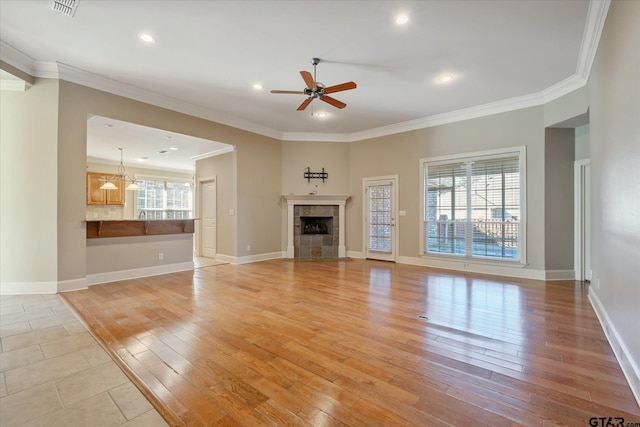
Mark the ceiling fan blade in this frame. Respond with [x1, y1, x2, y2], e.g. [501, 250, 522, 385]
[297, 97, 313, 111]
[320, 95, 346, 109]
[300, 71, 316, 90]
[271, 90, 305, 94]
[324, 81, 357, 94]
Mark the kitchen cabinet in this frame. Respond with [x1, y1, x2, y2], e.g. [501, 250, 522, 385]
[86, 172, 125, 205]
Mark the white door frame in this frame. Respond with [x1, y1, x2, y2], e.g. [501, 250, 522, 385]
[363, 175, 399, 262]
[574, 159, 591, 281]
[196, 176, 217, 258]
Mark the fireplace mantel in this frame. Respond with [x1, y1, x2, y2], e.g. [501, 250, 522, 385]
[283, 194, 350, 258]
[283, 194, 350, 204]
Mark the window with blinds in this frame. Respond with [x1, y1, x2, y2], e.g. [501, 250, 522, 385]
[422, 148, 524, 262]
[136, 178, 193, 219]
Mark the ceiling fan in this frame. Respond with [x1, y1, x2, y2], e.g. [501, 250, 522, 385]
[271, 58, 357, 111]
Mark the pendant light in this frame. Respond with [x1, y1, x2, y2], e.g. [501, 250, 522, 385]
[100, 148, 140, 191]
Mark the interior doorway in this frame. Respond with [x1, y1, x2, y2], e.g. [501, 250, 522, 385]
[364, 176, 398, 262]
[200, 178, 217, 258]
[574, 159, 591, 281]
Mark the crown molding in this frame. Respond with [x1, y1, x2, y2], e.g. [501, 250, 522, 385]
[191, 145, 236, 161]
[33, 60, 60, 78]
[540, 74, 587, 104]
[576, 0, 611, 80]
[0, 41, 36, 75]
[0, 0, 608, 143]
[349, 92, 547, 142]
[281, 132, 352, 142]
[49, 62, 285, 140]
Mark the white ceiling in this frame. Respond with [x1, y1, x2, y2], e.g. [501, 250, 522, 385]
[1, 0, 596, 169]
[86, 115, 232, 172]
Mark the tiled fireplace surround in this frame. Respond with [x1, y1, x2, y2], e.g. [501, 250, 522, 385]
[283, 195, 350, 259]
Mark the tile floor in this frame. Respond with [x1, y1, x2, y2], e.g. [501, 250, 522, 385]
[0, 294, 167, 427]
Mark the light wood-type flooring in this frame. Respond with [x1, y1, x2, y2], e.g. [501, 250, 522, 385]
[61, 259, 640, 426]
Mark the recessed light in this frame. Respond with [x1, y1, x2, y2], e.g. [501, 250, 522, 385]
[169, 147, 178, 151]
[137, 157, 148, 162]
[139, 33, 156, 44]
[395, 14, 410, 25]
[253, 83, 263, 90]
[158, 150, 168, 154]
[436, 74, 455, 84]
[165, 135, 174, 140]
[315, 112, 329, 119]
[105, 124, 114, 128]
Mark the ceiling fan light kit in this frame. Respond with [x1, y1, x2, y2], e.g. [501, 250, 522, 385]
[271, 58, 357, 111]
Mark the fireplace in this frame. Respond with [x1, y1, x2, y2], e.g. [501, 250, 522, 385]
[301, 216, 333, 235]
[283, 194, 350, 260]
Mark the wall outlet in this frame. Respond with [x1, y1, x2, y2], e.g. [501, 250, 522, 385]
[158, 253, 164, 260]
[247, 245, 251, 251]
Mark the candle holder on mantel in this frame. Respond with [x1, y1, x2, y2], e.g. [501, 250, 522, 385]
[304, 167, 328, 183]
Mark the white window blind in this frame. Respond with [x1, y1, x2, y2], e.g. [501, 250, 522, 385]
[423, 151, 522, 262]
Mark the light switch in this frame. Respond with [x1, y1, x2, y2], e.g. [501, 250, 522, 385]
[399, 210, 407, 216]
[229, 209, 235, 216]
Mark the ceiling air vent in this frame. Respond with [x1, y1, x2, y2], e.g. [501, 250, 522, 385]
[49, 0, 79, 17]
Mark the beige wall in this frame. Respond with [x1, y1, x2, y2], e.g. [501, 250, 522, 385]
[544, 128, 575, 270]
[281, 141, 350, 195]
[0, 60, 35, 86]
[348, 107, 546, 271]
[196, 151, 238, 258]
[575, 124, 590, 160]
[55, 80, 281, 282]
[587, 0, 640, 395]
[236, 137, 282, 257]
[86, 234, 193, 276]
[1, 78, 59, 290]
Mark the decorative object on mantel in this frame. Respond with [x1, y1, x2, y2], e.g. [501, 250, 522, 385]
[304, 166, 328, 183]
[100, 148, 140, 191]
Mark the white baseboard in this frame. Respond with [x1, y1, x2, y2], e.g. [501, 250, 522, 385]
[589, 290, 640, 407]
[397, 255, 547, 280]
[0, 281, 58, 295]
[347, 253, 569, 281]
[86, 261, 194, 286]
[57, 278, 88, 293]
[216, 252, 284, 265]
[544, 269, 576, 280]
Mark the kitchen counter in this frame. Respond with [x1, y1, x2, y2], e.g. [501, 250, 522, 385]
[86, 219, 195, 238]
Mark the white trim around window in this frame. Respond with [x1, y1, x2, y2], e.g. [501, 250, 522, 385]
[135, 175, 194, 220]
[419, 146, 527, 266]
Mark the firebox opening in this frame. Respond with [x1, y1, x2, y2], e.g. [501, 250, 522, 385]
[301, 216, 333, 235]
